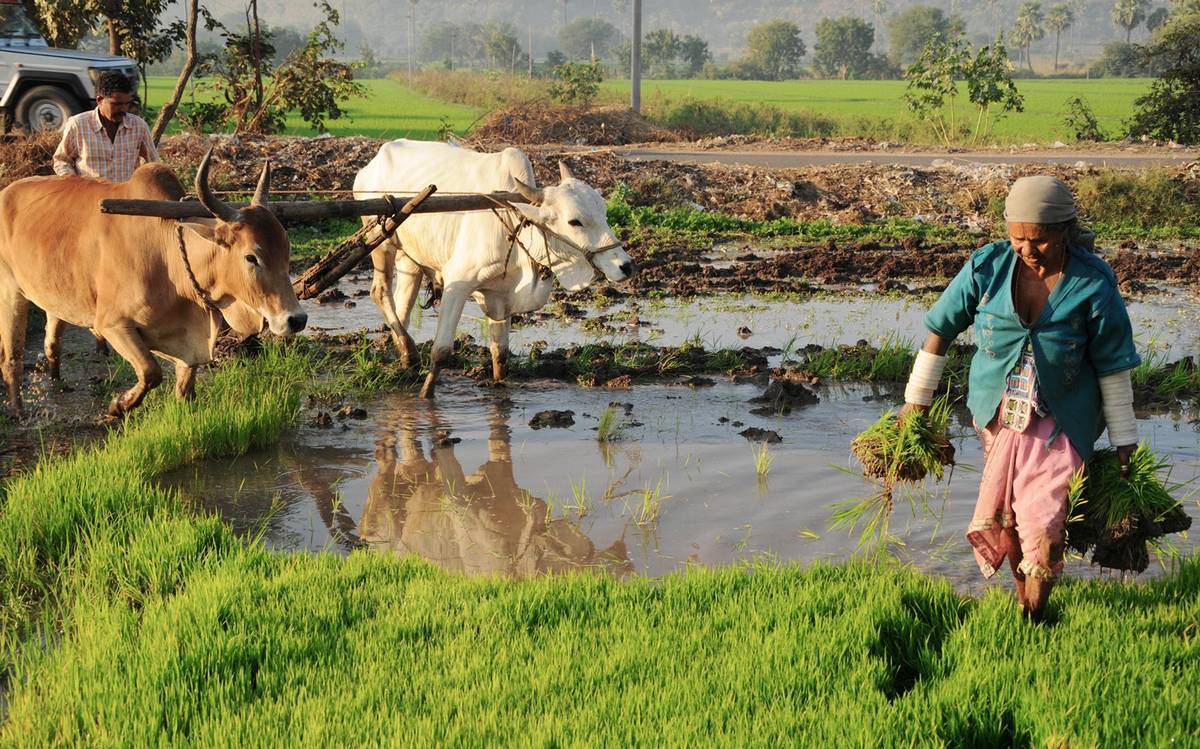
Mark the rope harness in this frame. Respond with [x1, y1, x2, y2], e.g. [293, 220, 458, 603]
[175, 223, 222, 312]
[480, 194, 624, 281]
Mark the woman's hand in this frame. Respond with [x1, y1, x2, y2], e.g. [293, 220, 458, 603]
[897, 402, 928, 422]
[1116, 443, 1136, 480]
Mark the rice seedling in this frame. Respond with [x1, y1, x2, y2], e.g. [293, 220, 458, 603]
[834, 396, 956, 550]
[1067, 444, 1192, 571]
[596, 406, 623, 443]
[565, 477, 593, 519]
[850, 396, 955, 485]
[631, 479, 668, 526]
[752, 442, 774, 477]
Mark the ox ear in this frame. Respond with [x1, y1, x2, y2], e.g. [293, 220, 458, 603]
[510, 202, 552, 226]
[180, 220, 233, 249]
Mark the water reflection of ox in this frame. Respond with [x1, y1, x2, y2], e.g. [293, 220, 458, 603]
[294, 401, 633, 579]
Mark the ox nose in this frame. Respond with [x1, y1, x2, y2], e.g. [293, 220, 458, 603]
[287, 312, 308, 334]
[618, 260, 635, 278]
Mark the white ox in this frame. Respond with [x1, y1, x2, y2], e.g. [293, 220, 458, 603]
[353, 139, 634, 398]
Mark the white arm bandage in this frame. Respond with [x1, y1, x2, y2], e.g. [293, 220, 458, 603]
[904, 350, 947, 407]
[1099, 369, 1138, 447]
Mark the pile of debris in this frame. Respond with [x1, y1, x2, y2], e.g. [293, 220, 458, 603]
[470, 104, 677, 148]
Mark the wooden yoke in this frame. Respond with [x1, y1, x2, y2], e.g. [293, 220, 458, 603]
[291, 185, 437, 300]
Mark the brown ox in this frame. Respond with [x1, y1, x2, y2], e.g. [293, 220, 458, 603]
[0, 149, 305, 418]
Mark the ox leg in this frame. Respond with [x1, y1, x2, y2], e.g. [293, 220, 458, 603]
[98, 322, 163, 417]
[0, 288, 28, 418]
[370, 244, 420, 368]
[419, 282, 471, 400]
[43, 316, 64, 380]
[175, 364, 197, 401]
[487, 317, 510, 382]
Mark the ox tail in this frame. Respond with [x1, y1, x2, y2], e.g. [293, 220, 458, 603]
[418, 271, 443, 310]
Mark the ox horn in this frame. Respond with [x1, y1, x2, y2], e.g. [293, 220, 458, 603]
[252, 161, 271, 206]
[512, 178, 544, 206]
[558, 160, 576, 182]
[195, 147, 240, 223]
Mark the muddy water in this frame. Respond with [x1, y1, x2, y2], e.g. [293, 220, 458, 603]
[162, 379, 1200, 589]
[305, 274, 1200, 359]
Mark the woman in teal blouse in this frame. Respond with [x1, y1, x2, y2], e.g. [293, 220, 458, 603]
[900, 176, 1140, 621]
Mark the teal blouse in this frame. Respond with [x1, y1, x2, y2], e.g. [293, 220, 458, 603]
[924, 241, 1140, 461]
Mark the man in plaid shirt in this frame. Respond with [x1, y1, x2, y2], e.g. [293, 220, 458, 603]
[52, 71, 158, 182]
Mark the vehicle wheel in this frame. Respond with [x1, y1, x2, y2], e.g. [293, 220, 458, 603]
[15, 86, 80, 132]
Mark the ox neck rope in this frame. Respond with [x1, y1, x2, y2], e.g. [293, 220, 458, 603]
[483, 196, 623, 281]
[175, 223, 222, 312]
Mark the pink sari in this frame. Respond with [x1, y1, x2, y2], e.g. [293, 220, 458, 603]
[966, 412, 1083, 582]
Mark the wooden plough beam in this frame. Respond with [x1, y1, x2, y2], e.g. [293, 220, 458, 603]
[98, 191, 530, 222]
[99, 187, 534, 301]
[291, 184, 436, 300]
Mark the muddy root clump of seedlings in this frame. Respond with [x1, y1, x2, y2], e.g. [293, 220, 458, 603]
[1066, 445, 1192, 573]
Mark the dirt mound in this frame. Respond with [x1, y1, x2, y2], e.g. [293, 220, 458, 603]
[470, 104, 677, 147]
[0, 131, 62, 191]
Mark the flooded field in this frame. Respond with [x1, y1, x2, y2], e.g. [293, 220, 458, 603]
[162, 377, 1200, 590]
[305, 273, 1200, 359]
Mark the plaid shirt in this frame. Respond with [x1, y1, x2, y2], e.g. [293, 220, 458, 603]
[52, 109, 158, 182]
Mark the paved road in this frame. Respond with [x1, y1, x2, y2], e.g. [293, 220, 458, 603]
[618, 148, 1197, 169]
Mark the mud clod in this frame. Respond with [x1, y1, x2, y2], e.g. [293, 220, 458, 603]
[530, 410, 576, 429]
[748, 379, 820, 416]
[739, 427, 782, 444]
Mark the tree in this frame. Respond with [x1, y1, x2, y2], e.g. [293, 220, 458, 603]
[1145, 6, 1170, 33]
[887, 6, 963, 67]
[642, 28, 681, 77]
[871, 0, 888, 49]
[904, 35, 1023, 145]
[548, 60, 603, 105]
[1090, 40, 1149, 76]
[200, 0, 363, 134]
[151, 0, 199, 144]
[30, 0, 185, 99]
[559, 17, 619, 60]
[677, 34, 712, 77]
[813, 16, 876, 80]
[745, 20, 806, 81]
[1112, 0, 1149, 42]
[1128, 11, 1200, 143]
[480, 21, 527, 72]
[1045, 4, 1074, 71]
[1009, 1, 1045, 71]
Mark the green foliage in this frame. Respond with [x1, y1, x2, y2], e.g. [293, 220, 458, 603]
[196, 0, 365, 134]
[1009, 1, 1045, 71]
[1090, 40, 1150, 77]
[643, 28, 682, 77]
[745, 20, 807, 81]
[813, 16, 878, 80]
[558, 17, 620, 60]
[645, 96, 836, 139]
[1127, 11, 1200, 144]
[548, 60, 604, 106]
[904, 36, 1023, 145]
[1062, 95, 1107, 140]
[1073, 169, 1200, 232]
[1112, 0, 1151, 43]
[887, 5, 964, 67]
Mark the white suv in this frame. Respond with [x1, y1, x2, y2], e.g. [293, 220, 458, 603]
[0, 0, 139, 131]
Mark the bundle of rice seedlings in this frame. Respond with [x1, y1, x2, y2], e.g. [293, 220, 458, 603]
[834, 397, 957, 550]
[850, 396, 955, 484]
[1066, 444, 1192, 572]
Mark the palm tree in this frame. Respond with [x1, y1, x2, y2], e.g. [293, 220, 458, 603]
[871, 0, 888, 50]
[1111, 0, 1149, 43]
[1010, 1, 1045, 71]
[1045, 3, 1074, 71]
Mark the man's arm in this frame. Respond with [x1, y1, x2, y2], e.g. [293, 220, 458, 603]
[52, 119, 80, 176]
[138, 118, 159, 164]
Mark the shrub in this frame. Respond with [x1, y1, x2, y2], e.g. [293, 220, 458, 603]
[547, 60, 605, 106]
[1062, 96, 1107, 141]
[643, 96, 836, 139]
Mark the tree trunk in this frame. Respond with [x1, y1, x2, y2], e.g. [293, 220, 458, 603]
[1125, 26, 1131, 44]
[1054, 32, 1060, 71]
[152, 0, 199, 145]
[250, 0, 264, 110]
[107, 17, 121, 56]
